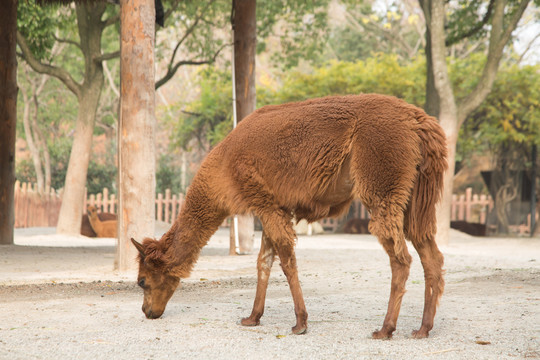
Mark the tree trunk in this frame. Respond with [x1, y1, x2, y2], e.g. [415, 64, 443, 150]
[56, 87, 102, 233]
[422, 0, 529, 244]
[0, 0, 18, 245]
[56, 3, 105, 234]
[20, 69, 49, 194]
[20, 83, 45, 193]
[423, 23, 440, 117]
[32, 105, 51, 190]
[116, 0, 156, 271]
[230, 0, 256, 255]
[424, 0, 459, 245]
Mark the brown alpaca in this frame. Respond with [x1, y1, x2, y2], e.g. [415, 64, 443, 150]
[132, 94, 447, 338]
[87, 205, 117, 238]
[81, 212, 117, 237]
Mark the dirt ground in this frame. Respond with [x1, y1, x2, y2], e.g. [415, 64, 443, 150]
[0, 227, 539, 360]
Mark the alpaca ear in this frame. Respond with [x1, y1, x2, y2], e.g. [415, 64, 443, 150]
[142, 239, 165, 265]
[131, 238, 145, 257]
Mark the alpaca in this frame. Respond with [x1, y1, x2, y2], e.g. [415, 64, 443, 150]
[87, 205, 117, 238]
[132, 94, 447, 338]
[81, 212, 117, 237]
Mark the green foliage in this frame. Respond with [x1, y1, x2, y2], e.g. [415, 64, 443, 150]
[17, 2, 77, 61]
[15, 159, 37, 185]
[17, 1, 56, 61]
[48, 136, 72, 191]
[85, 144, 117, 195]
[257, 0, 332, 68]
[262, 54, 426, 107]
[325, 1, 424, 62]
[459, 63, 540, 160]
[168, 54, 428, 154]
[156, 154, 183, 194]
[445, 0, 492, 46]
[168, 67, 233, 151]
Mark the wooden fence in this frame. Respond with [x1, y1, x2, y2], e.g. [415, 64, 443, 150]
[14, 181, 62, 228]
[320, 187, 494, 232]
[83, 188, 186, 225]
[14, 183, 499, 230]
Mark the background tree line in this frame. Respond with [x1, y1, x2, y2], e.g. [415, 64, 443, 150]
[14, 0, 540, 240]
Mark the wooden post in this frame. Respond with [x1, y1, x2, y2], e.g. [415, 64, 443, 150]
[157, 193, 163, 222]
[531, 144, 537, 236]
[165, 189, 171, 223]
[116, 0, 156, 271]
[103, 187, 109, 212]
[230, 0, 256, 255]
[171, 194, 178, 222]
[465, 187, 473, 222]
[0, 0, 17, 244]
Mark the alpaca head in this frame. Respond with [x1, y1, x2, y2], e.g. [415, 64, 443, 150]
[87, 205, 98, 218]
[131, 238, 180, 319]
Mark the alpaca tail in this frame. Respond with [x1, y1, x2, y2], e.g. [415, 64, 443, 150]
[406, 111, 448, 243]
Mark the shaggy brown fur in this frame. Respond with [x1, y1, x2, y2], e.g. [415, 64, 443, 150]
[81, 212, 117, 237]
[86, 205, 117, 238]
[132, 94, 448, 338]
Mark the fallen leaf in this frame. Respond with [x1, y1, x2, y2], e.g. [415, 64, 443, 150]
[476, 340, 491, 345]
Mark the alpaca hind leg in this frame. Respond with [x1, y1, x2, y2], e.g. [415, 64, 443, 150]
[369, 210, 412, 339]
[241, 231, 275, 326]
[411, 238, 444, 338]
[276, 242, 308, 334]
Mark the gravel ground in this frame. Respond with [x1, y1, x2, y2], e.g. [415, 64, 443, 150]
[0, 228, 539, 359]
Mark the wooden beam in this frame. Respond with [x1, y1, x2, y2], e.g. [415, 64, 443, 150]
[116, 0, 156, 270]
[0, 0, 18, 245]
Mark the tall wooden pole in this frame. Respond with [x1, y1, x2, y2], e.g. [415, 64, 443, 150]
[0, 0, 18, 245]
[230, 0, 256, 255]
[116, 0, 156, 270]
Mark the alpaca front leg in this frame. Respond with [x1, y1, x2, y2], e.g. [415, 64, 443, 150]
[276, 242, 308, 335]
[241, 232, 275, 327]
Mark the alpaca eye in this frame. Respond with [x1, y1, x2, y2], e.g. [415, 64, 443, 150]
[138, 279, 146, 289]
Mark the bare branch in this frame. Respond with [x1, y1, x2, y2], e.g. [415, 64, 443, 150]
[103, 60, 119, 97]
[457, 0, 531, 124]
[94, 50, 120, 63]
[16, 30, 82, 97]
[163, 0, 182, 24]
[155, 43, 229, 90]
[53, 34, 82, 51]
[103, 11, 120, 28]
[167, 0, 216, 75]
[445, 0, 496, 46]
[516, 32, 540, 64]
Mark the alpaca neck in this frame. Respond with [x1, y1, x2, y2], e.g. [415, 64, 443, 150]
[163, 178, 227, 278]
[88, 214, 102, 232]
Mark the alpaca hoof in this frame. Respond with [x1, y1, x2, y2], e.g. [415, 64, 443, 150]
[411, 329, 429, 339]
[372, 330, 392, 340]
[240, 317, 260, 327]
[292, 324, 307, 335]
